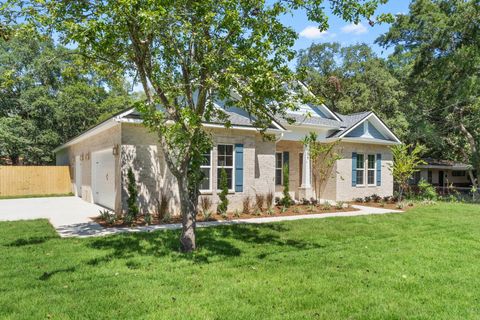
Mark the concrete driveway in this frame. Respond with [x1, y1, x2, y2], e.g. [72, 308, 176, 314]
[0, 196, 104, 228]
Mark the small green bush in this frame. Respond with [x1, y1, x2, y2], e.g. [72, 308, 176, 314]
[279, 163, 293, 207]
[335, 201, 345, 209]
[217, 168, 229, 216]
[126, 167, 139, 224]
[144, 212, 152, 225]
[417, 179, 437, 200]
[322, 201, 332, 211]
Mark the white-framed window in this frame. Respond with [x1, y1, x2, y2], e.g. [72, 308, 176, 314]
[199, 150, 212, 192]
[275, 152, 283, 185]
[356, 154, 365, 186]
[367, 154, 376, 185]
[217, 144, 234, 191]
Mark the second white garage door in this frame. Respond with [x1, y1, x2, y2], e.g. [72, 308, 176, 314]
[92, 149, 116, 210]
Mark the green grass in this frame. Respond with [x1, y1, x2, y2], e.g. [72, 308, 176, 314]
[0, 193, 74, 200]
[1, 203, 480, 319]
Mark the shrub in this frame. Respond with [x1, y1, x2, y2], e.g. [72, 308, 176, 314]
[354, 197, 364, 203]
[124, 212, 134, 225]
[322, 201, 332, 211]
[233, 210, 241, 218]
[255, 193, 265, 212]
[217, 168, 229, 215]
[335, 201, 344, 210]
[99, 209, 110, 221]
[396, 201, 406, 209]
[203, 210, 212, 221]
[279, 163, 293, 207]
[417, 179, 437, 200]
[266, 191, 274, 209]
[310, 197, 318, 206]
[267, 208, 275, 215]
[383, 196, 392, 203]
[379, 200, 386, 208]
[364, 196, 372, 203]
[126, 167, 139, 224]
[242, 196, 251, 214]
[162, 211, 171, 223]
[200, 196, 213, 217]
[106, 213, 117, 225]
[156, 193, 169, 221]
[144, 212, 152, 225]
[371, 194, 381, 203]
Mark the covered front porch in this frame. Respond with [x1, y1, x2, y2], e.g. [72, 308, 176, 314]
[274, 140, 318, 202]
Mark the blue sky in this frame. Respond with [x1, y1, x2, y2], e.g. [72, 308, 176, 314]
[282, 1, 411, 66]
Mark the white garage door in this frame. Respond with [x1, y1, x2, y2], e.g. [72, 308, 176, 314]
[92, 149, 116, 210]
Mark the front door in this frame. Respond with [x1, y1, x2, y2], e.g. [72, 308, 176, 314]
[439, 170, 444, 187]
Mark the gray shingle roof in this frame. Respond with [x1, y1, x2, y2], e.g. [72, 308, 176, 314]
[327, 111, 372, 138]
[126, 107, 280, 129]
[277, 113, 342, 128]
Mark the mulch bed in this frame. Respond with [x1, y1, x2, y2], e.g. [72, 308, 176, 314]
[94, 204, 359, 228]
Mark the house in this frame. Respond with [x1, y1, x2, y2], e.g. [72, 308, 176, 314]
[54, 100, 401, 214]
[411, 158, 475, 192]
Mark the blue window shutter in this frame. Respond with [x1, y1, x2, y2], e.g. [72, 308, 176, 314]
[376, 153, 382, 186]
[282, 151, 289, 168]
[235, 144, 244, 192]
[352, 152, 357, 187]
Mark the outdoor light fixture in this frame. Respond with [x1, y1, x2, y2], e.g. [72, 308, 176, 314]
[112, 144, 119, 156]
[85, 152, 90, 160]
[80, 153, 84, 161]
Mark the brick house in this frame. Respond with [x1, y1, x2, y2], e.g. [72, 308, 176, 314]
[54, 101, 401, 214]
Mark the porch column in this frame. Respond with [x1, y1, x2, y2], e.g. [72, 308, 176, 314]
[301, 144, 312, 189]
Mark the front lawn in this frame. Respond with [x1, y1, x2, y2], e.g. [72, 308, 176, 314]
[1, 203, 479, 319]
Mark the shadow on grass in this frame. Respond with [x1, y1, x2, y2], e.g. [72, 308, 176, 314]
[39, 266, 76, 281]
[86, 222, 325, 266]
[6, 236, 55, 247]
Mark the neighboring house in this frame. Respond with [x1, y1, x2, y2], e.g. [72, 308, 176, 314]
[54, 101, 401, 214]
[411, 158, 475, 191]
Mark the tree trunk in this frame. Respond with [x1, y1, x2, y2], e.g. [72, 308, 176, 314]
[177, 175, 197, 252]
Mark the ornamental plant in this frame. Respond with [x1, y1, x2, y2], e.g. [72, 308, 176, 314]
[217, 168, 229, 217]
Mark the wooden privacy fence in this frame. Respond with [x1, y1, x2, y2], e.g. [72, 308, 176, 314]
[0, 166, 72, 197]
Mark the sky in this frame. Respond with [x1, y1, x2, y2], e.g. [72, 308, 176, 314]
[282, 1, 411, 67]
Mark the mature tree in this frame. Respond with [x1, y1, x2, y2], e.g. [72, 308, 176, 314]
[2, 0, 392, 251]
[377, 0, 480, 187]
[0, 31, 133, 164]
[297, 42, 408, 139]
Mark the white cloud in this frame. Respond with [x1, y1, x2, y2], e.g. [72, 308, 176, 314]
[341, 23, 368, 35]
[299, 26, 330, 39]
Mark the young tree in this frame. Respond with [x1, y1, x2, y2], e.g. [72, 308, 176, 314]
[3, 0, 392, 252]
[389, 144, 426, 202]
[302, 132, 341, 201]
